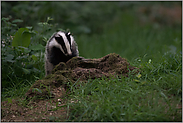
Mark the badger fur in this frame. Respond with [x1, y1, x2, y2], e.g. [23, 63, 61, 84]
[45, 31, 79, 76]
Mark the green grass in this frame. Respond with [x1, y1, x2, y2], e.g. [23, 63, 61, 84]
[2, 79, 35, 100]
[65, 10, 182, 121]
[1, 5, 182, 122]
[67, 76, 181, 121]
[65, 51, 181, 121]
[76, 10, 181, 60]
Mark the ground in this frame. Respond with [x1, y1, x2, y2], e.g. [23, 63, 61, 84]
[1, 53, 139, 122]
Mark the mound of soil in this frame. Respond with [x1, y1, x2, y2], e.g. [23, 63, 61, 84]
[25, 53, 139, 100]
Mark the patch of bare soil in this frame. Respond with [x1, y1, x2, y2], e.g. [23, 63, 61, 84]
[1, 53, 138, 122]
[1, 98, 67, 122]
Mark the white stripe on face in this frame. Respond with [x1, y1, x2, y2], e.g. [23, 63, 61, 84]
[49, 38, 61, 50]
[57, 31, 72, 56]
[70, 35, 74, 46]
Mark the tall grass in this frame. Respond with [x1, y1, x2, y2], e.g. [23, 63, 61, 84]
[67, 76, 181, 121]
[76, 11, 181, 60]
[65, 10, 182, 121]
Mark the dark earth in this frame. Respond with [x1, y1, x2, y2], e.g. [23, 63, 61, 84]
[1, 53, 139, 122]
[25, 53, 138, 99]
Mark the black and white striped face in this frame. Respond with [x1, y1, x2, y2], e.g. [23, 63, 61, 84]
[49, 31, 74, 56]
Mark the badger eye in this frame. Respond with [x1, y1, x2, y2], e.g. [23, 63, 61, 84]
[55, 35, 68, 55]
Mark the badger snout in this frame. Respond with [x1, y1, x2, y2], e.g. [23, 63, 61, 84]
[66, 52, 72, 56]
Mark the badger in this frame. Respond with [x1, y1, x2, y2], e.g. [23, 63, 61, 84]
[45, 31, 79, 76]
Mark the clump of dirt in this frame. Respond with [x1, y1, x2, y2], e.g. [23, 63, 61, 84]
[25, 53, 139, 100]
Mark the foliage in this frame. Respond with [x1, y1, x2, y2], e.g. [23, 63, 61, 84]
[1, 1, 122, 35]
[1, 16, 49, 89]
[1, 1, 182, 122]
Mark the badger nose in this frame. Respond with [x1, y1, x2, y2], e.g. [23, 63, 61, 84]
[66, 52, 72, 56]
[66, 50, 72, 56]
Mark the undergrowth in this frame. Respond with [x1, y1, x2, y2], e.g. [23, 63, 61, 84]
[1, 2, 182, 122]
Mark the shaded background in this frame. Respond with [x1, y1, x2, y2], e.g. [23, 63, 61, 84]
[2, 2, 181, 34]
[1, 1, 182, 89]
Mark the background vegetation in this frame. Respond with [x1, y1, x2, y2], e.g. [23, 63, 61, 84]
[1, 1, 182, 121]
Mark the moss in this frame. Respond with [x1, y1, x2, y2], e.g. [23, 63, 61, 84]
[66, 56, 81, 69]
[26, 53, 139, 100]
[53, 62, 67, 73]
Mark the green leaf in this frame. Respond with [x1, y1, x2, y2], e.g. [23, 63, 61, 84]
[4, 54, 15, 62]
[31, 55, 38, 61]
[1, 17, 10, 21]
[33, 68, 41, 73]
[17, 46, 31, 53]
[22, 68, 31, 74]
[12, 28, 31, 47]
[26, 26, 33, 30]
[5, 54, 14, 60]
[12, 19, 23, 23]
[32, 88, 42, 93]
[11, 24, 17, 27]
[16, 55, 28, 60]
[160, 91, 168, 100]
[29, 44, 44, 51]
[47, 17, 54, 21]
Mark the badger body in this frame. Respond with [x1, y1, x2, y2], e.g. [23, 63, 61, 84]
[45, 31, 79, 76]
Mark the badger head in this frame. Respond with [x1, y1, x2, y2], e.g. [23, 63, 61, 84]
[48, 31, 74, 56]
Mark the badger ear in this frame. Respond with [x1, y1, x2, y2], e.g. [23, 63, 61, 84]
[55, 33, 60, 38]
[66, 32, 71, 36]
[54, 34, 62, 41]
[54, 34, 63, 44]
[65, 32, 71, 43]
